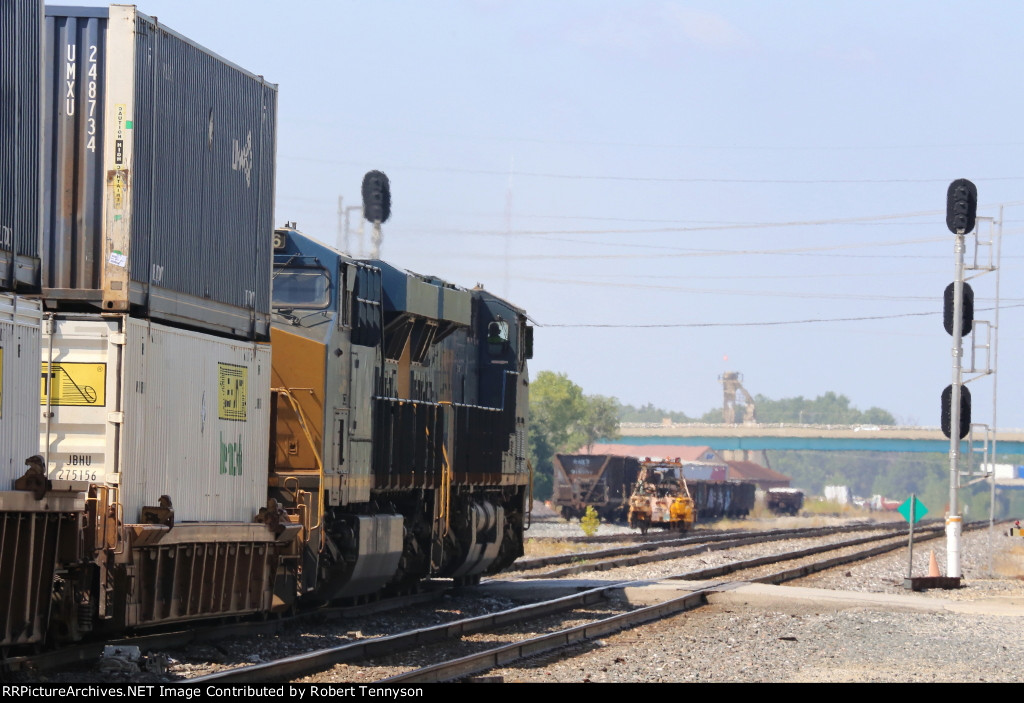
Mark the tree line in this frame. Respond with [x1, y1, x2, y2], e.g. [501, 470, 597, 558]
[528, 371, 1024, 517]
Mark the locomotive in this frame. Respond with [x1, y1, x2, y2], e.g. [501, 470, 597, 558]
[268, 226, 532, 600]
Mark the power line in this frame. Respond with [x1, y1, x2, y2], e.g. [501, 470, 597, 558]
[397, 208, 1024, 238]
[534, 304, 1024, 329]
[516, 276, 940, 302]
[514, 275, 1024, 303]
[280, 155, 1024, 186]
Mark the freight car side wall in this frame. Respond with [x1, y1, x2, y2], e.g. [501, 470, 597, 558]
[0, 0, 43, 290]
[690, 480, 755, 519]
[0, 294, 42, 486]
[41, 314, 271, 523]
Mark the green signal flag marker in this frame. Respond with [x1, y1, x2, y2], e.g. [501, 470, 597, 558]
[898, 496, 928, 524]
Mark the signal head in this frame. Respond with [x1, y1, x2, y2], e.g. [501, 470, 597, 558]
[946, 178, 977, 234]
[362, 170, 391, 224]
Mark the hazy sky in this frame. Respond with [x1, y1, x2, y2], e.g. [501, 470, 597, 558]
[68, 0, 1024, 429]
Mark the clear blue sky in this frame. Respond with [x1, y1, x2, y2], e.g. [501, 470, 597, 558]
[69, 1, 1024, 429]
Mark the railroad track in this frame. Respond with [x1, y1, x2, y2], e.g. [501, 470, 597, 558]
[509, 521, 922, 576]
[1, 588, 449, 676]
[7, 521, 883, 676]
[181, 519, 970, 684]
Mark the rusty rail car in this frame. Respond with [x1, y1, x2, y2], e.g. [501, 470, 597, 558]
[553, 454, 755, 526]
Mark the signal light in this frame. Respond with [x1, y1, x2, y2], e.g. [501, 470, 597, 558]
[943, 281, 974, 336]
[941, 384, 971, 439]
[946, 178, 977, 234]
[362, 170, 391, 223]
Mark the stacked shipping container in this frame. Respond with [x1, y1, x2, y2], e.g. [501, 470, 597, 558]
[0, 0, 43, 291]
[1, 0, 44, 487]
[0, 2, 71, 651]
[32, 4, 278, 523]
[43, 315, 270, 522]
[41, 5, 276, 339]
[0, 295, 42, 488]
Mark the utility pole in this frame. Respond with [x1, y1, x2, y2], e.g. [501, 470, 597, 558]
[989, 206, 1003, 533]
[504, 156, 514, 299]
[337, 195, 345, 252]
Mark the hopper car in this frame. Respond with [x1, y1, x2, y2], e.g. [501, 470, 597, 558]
[766, 488, 805, 516]
[553, 453, 755, 526]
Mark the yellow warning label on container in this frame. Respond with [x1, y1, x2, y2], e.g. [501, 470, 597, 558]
[111, 172, 124, 210]
[40, 363, 106, 406]
[218, 363, 247, 421]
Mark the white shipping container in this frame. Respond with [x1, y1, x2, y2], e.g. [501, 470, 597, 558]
[0, 294, 42, 487]
[982, 464, 1024, 484]
[41, 314, 270, 523]
[824, 485, 851, 505]
[989, 464, 1015, 480]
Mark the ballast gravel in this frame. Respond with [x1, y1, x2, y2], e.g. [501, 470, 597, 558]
[486, 518, 1024, 683]
[17, 513, 1024, 684]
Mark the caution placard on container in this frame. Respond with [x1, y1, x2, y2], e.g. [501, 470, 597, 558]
[41, 362, 107, 406]
[217, 362, 247, 421]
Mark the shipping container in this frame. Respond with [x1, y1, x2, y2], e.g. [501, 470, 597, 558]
[0, 294, 42, 487]
[681, 461, 728, 481]
[0, 0, 43, 291]
[41, 5, 276, 339]
[41, 313, 271, 523]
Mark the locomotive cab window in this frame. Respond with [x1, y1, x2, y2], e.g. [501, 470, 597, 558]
[487, 318, 509, 355]
[272, 266, 331, 309]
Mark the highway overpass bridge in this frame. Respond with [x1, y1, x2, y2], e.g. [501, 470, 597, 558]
[614, 423, 1024, 454]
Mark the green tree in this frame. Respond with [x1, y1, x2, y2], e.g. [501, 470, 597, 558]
[576, 394, 620, 452]
[528, 372, 620, 500]
[700, 391, 896, 425]
[619, 402, 693, 423]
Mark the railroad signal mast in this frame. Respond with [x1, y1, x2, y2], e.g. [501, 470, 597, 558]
[362, 170, 392, 259]
[941, 179, 1001, 579]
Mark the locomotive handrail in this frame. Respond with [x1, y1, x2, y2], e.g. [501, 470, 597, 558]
[273, 388, 325, 546]
[440, 444, 452, 538]
[526, 460, 534, 529]
[282, 476, 301, 504]
[434, 401, 454, 539]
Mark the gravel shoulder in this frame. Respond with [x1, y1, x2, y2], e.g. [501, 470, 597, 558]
[488, 522, 1024, 683]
